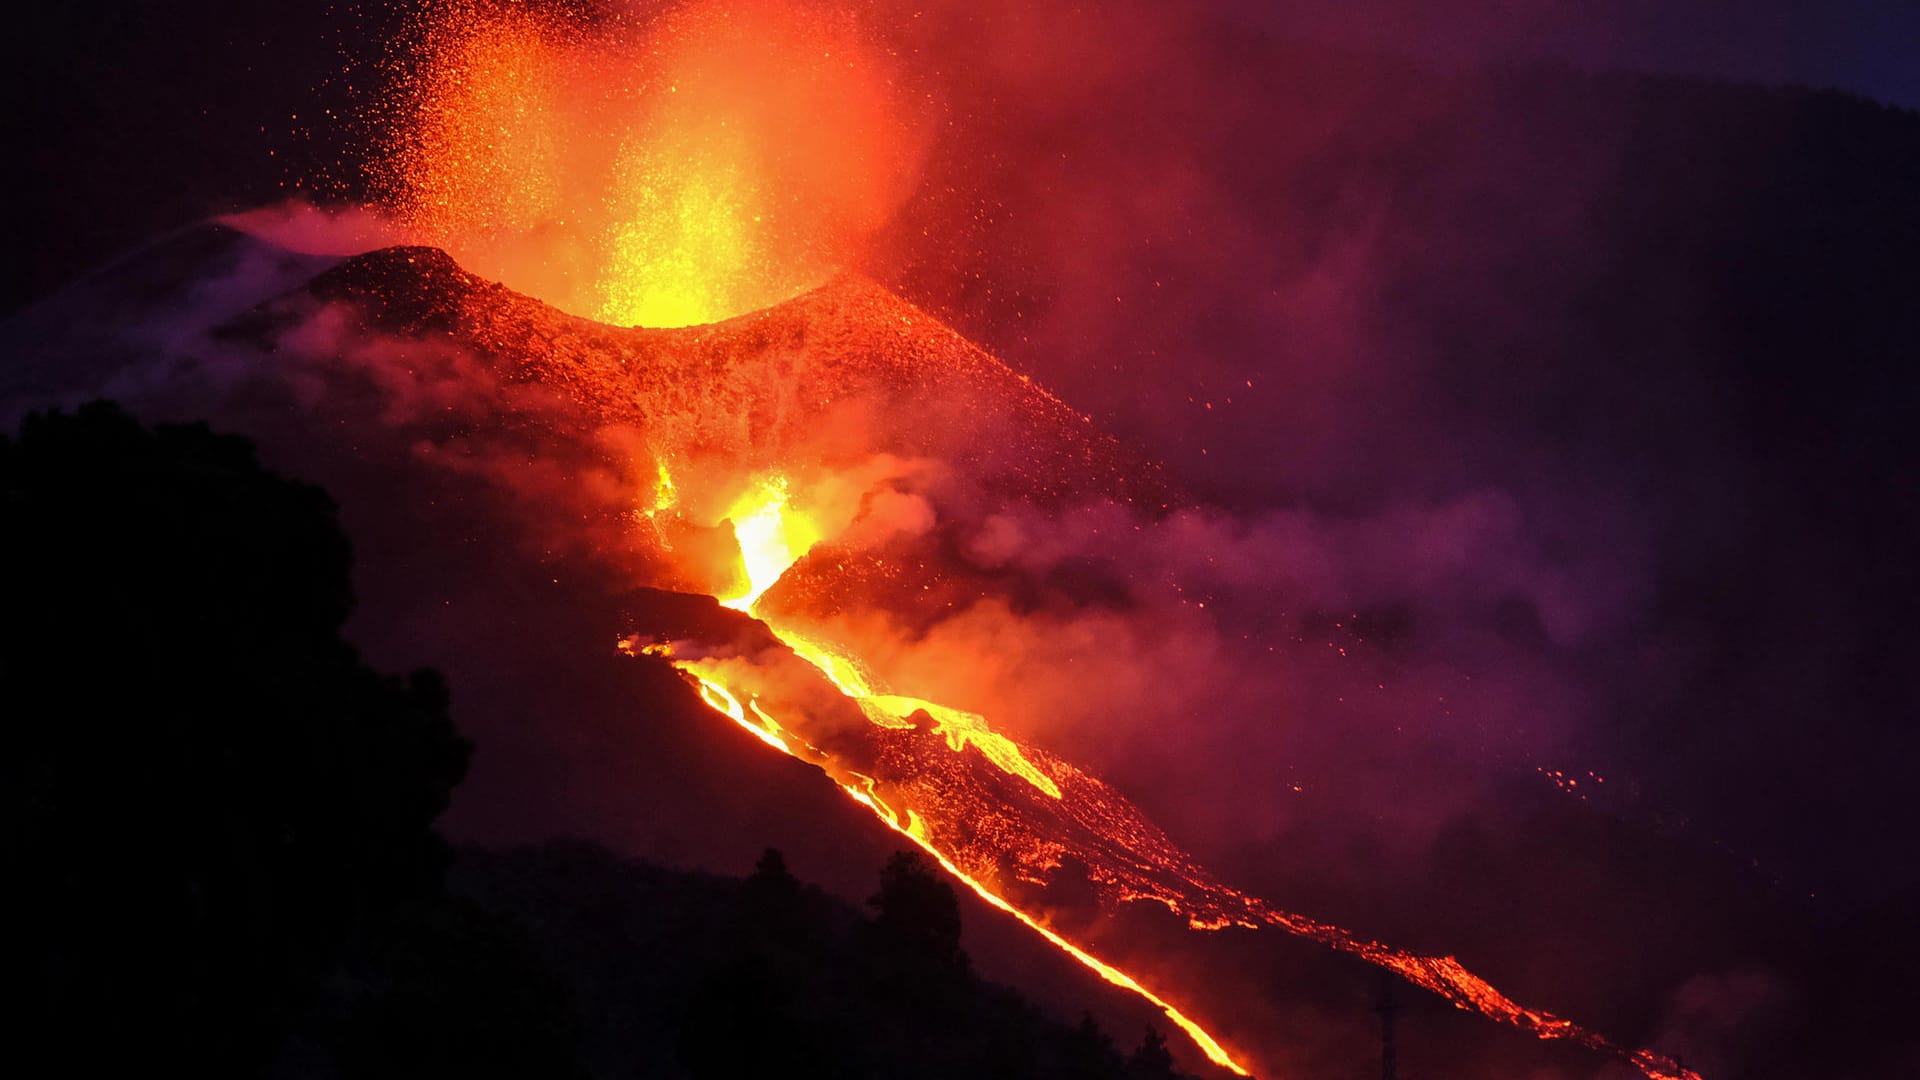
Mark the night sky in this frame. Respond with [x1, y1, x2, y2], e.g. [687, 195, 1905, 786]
[1244, 0, 1920, 111]
[6, 2, 1918, 1078]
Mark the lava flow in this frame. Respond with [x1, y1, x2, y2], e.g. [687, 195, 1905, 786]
[657, 476, 1249, 1073]
[209, 222, 1704, 1079]
[643, 474, 1701, 1080]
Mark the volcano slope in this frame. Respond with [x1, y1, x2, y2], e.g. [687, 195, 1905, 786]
[3, 231, 1694, 1080]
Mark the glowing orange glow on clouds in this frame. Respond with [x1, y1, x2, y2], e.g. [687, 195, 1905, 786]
[377, 0, 927, 327]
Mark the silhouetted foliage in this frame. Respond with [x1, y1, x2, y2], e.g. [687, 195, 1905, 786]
[677, 952, 834, 1080]
[2, 402, 471, 1075]
[334, 900, 585, 1080]
[674, 847, 834, 1078]
[868, 849, 969, 975]
[751, 846, 797, 889]
[445, 841, 1163, 1080]
[1128, 1026, 1186, 1080]
[743, 846, 804, 938]
[1065, 1012, 1127, 1080]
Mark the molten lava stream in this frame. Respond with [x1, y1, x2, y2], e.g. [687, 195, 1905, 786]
[845, 782, 1249, 1075]
[658, 479, 1253, 1074]
[680, 661, 1251, 1074]
[649, 477, 1699, 1080]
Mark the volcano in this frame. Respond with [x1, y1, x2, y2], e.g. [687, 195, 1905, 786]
[2, 223, 1698, 1080]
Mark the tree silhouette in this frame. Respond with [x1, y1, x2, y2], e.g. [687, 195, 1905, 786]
[1128, 1026, 1185, 1080]
[676, 953, 834, 1080]
[1064, 1012, 1125, 1080]
[335, 899, 584, 1080]
[746, 845, 828, 957]
[2, 402, 471, 1075]
[745, 846, 802, 916]
[868, 849, 969, 975]
[675, 848, 836, 1080]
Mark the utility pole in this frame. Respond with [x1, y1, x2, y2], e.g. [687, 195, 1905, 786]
[1375, 972, 1399, 1080]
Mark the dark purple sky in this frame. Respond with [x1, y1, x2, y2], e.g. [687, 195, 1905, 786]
[1243, 0, 1920, 110]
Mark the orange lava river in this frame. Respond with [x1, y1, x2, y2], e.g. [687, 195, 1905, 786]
[633, 475, 1700, 1080]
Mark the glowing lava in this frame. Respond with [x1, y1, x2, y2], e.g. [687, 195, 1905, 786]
[680, 476, 1240, 1068]
[846, 780, 1247, 1074]
[376, 0, 926, 327]
[714, 480, 1062, 798]
[645, 473, 1701, 1080]
[598, 139, 762, 328]
[249, 234, 1698, 1078]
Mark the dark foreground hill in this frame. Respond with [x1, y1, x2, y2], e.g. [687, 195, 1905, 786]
[437, 841, 1192, 1080]
[0, 401, 1190, 1080]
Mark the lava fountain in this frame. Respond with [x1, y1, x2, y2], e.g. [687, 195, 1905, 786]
[374, 0, 928, 327]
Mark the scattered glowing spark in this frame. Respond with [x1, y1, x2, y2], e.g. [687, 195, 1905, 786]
[376, 0, 926, 326]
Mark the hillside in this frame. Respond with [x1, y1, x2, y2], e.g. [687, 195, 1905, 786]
[438, 840, 1193, 1080]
